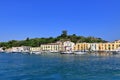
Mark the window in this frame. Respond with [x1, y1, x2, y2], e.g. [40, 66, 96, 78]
[78, 45, 80, 50]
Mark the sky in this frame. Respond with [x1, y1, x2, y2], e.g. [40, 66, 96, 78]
[0, 0, 120, 42]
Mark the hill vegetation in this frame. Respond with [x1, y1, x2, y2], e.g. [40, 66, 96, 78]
[0, 31, 107, 48]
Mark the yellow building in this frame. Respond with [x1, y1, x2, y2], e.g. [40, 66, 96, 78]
[98, 42, 120, 51]
[114, 40, 120, 43]
[30, 47, 41, 52]
[74, 40, 120, 51]
[41, 43, 63, 52]
[74, 43, 89, 51]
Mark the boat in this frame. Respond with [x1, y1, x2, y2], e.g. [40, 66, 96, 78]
[113, 51, 120, 54]
[30, 51, 42, 55]
[60, 51, 74, 54]
[50, 51, 59, 53]
[73, 51, 86, 55]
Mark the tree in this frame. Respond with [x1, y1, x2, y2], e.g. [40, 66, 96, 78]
[26, 37, 30, 41]
[60, 30, 68, 38]
[70, 34, 78, 43]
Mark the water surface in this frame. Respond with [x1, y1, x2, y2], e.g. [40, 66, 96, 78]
[0, 53, 120, 80]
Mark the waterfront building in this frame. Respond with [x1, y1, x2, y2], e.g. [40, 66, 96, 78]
[98, 42, 120, 51]
[74, 40, 120, 51]
[63, 41, 75, 51]
[0, 47, 4, 52]
[41, 43, 62, 52]
[114, 40, 120, 43]
[5, 48, 12, 53]
[30, 47, 41, 52]
[74, 43, 89, 51]
[89, 43, 99, 51]
[12, 47, 22, 52]
[40, 41, 75, 52]
[11, 46, 30, 52]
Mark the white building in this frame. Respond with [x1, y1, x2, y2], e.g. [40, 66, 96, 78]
[89, 43, 99, 51]
[63, 41, 75, 51]
[12, 46, 30, 52]
[30, 47, 41, 52]
[0, 47, 4, 52]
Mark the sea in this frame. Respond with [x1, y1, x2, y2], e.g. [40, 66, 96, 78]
[0, 52, 120, 80]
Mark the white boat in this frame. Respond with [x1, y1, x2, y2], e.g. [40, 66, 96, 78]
[74, 51, 86, 55]
[50, 51, 59, 53]
[60, 51, 73, 54]
[35, 52, 42, 54]
[30, 51, 42, 55]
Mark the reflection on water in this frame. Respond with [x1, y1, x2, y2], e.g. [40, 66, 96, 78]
[0, 52, 120, 80]
[89, 51, 117, 56]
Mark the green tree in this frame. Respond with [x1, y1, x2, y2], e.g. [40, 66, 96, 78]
[60, 30, 68, 38]
[26, 37, 30, 41]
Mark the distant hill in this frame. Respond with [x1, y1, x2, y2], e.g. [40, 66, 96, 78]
[0, 30, 107, 48]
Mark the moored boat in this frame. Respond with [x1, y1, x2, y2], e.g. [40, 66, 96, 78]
[73, 51, 86, 55]
[30, 51, 42, 55]
[60, 51, 73, 54]
[113, 51, 120, 54]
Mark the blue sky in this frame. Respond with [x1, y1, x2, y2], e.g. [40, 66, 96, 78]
[0, 0, 120, 42]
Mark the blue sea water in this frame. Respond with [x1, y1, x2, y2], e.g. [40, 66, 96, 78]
[0, 53, 120, 80]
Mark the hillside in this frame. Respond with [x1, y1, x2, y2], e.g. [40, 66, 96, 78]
[0, 31, 107, 48]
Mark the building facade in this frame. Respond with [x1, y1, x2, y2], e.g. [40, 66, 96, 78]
[30, 47, 41, 52]
[63, 41, 75, 51]
[89, 43, 99, 51]
[0, 47, 4, 52]
[74, 40, 120, 51]
[98, 42, 120, 51]
[11, 46, 30, 52]
[41, 43, 62, 52]
[40, 41, 75, 52]
[74, 43, 89, 51]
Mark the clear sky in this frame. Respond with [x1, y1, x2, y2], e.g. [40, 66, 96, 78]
[0, 0, 120, 42]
